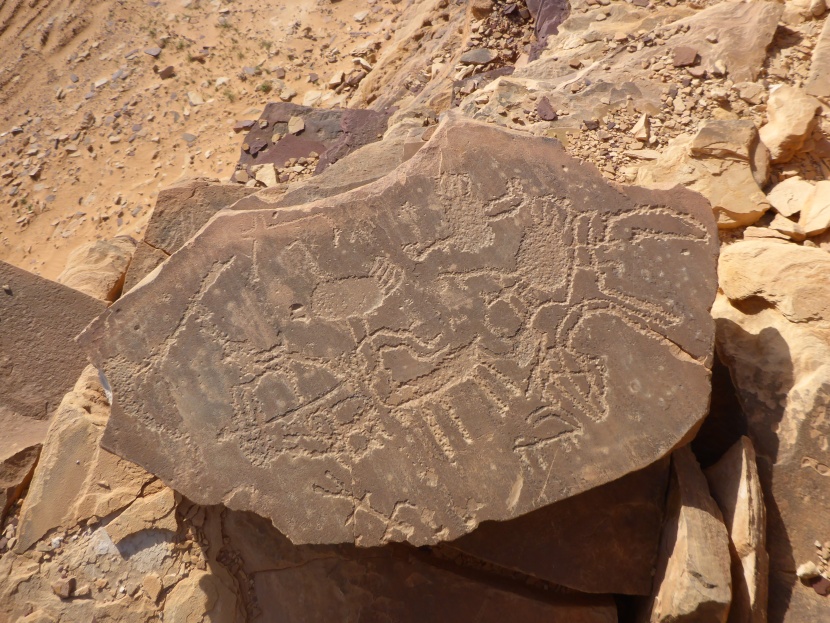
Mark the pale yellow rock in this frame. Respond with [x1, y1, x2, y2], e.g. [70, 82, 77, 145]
[759, 86, 821, 163]
[799, 179, 830, 236]
[705, 437, 768, 623]
[631, 113, 650, 142]
[253, 163, 278, 188]
[714, 239, 830, 622]
[636, 121, 770, 228]
[15, 367, 154, 553]
[287, 116, 305, 134]
[56, 237, 137, 302]
[143, 572, 163, 602]
[642, 446, 732, 623]
[719, 239, 830, 322]
[163, 570, 238, 623]
[768, 213, 806, 241]
[106, 488, 177, 544]
[766, 177, 814, 217]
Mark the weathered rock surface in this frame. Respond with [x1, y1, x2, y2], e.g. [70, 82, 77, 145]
[705, 436, 768, 623]
[636, 120, 770, 229]
[447, 458, 669, 595]
[56, 236, 137, 302]
[209, 507, 619, 623]
[806, 15, 830, 98]
[15, 366, 155, 553]
[0, 261, 106, 458]
[714, 239, 830, 623]
[0, 444, 40, 523]
[641, 445, 732, 623]
[122, 179, 255, 292]
[81, 117, 718, 547]
[758, 86, 821, 164]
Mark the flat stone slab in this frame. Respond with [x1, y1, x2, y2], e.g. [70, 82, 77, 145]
[80, 117, 718, 547]
[0, 261, 106, 458]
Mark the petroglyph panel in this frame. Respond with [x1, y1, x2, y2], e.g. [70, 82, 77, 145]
[80, 118, 719, 546]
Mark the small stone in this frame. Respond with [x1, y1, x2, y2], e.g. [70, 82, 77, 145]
[75, 584, 92, 598]
[536, 97, 557, 121]
[287, 116, 305, 135]
[157, 66, 175, 79]
[233, 120, 255, 132]
[796, 561, 820, 580]
[144, 47, 161, 57]
[187, 92, 204, 106]
[460, 48, 499, 66]
[672, 46, 699, 67]
[143, 573, 163, 602]
[51, 577, 76, 599]
[353, 10, 369, 22]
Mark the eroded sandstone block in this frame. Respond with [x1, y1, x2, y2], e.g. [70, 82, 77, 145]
[0, 261, 106, 459]
[57, 236, 137, 302]
[80, 117, 718, 547]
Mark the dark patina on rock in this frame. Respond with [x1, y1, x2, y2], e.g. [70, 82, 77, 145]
[81, 117, 718, 547]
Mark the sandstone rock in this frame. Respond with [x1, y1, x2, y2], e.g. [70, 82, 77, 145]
[768, 214, 805, 241]
[800, 179, 830, 236]
[673, 46, 699, 68]
[0, 444, 40, 522]
[163, 570, 238, 623]
[758, 86, 821, 164]
[641, 446, 732, 623]
[806, 14, 830, 98]
[766, 177, 814, 217]
[122, 179, 255, 292]
[448, 458, 669, 595]
[636, 121, 770, 228]
[15, 366, 155, 553]
[213, 507, 620, 623]
[470, 0, 494, 19]
[56, 237, 137, 302]
[287, 115, 305, 135]
[705, 437, 768, 623]
[252, 163, 278, 188]
[50, 577, 75, 599]
[0, 261, 106, 459]
[81, 118, 718, 547]
[460, 48, 499, 65]
[105, 488, 177, 544]
[714, 239, 830, 622]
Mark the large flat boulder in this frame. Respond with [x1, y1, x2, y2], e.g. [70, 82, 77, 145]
[0, 261, 106, 458]
[80, 117, 718, 547]
[714, 239, 830, 622]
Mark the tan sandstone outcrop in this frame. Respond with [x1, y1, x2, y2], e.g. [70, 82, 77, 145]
[705, 436, 769, 623]
[56, 236, 137, 302]
[714, 239, 830, 623]
[641, 445, 732, 623]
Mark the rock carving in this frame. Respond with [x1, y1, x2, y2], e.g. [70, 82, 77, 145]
[80, 117, 719, 546]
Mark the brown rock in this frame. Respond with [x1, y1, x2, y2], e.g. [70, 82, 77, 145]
[122, 241, 168, 293]
[15, 366, 155, 553]
[56, 237, 136, 302]
[50, 577, 76, 599]
[758, 86, 821, 164]
[215, 507, 620, 623]
[705, 437, 768, 623]
[673, 46, 699, 67]
[122, 180, 255, 292]
[536, 96, 558, 121]
[0, 261, 106, 459]
[448, 458, 669, 595]
[714, 239, 830, 622]
[470, 0, 495, 19]
[641, 446, 732, 623]
[80, 117, 718, 547]
[0, 444, 40, 522]
[105, 488, 177, 544]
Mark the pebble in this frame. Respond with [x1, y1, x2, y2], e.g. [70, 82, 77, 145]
[460, 48, 499, 65]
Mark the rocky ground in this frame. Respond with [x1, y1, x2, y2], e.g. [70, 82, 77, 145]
[1, 0, 830, 622]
